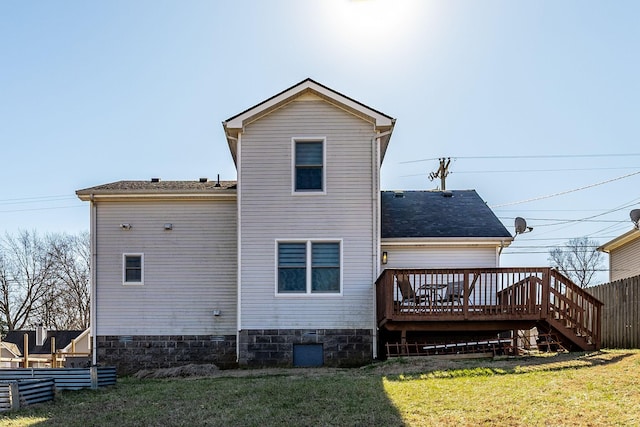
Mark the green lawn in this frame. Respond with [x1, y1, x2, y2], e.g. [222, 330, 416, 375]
[2, 350, 639, 426]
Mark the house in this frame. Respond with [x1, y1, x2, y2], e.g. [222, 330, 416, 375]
[0, 342, 21, 368]
[77, 79, 601, 373]
[2, 326, 87, 367]
[597, 228, 640, 282]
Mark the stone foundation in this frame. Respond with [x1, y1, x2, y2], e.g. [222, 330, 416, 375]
[97, 335, 237, 375]
[238, 329, 373, 367]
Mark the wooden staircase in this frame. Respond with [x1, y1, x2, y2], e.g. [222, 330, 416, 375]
[538, 269, 601, 351]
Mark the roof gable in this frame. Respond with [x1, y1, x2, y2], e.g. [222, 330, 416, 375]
[381, 190, 513, 240]
[223, 78, 395, 165]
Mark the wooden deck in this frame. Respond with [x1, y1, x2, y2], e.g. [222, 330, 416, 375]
[376, 268, 603, 353]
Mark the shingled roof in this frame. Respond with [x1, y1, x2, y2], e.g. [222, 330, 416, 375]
[76, 179, 237, 198]
[3, 330, 85, 356]
[381, 190, 512, 239]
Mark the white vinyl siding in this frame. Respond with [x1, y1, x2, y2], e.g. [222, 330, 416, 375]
[381, 246, 499, 269]
[94, 199, 237, 336]
[609, 238, 640, 281]
[239, 99, 377, 330]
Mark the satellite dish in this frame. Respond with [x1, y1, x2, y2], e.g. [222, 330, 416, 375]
[514, 217, 533, 235]
[630, 209, 640, 229]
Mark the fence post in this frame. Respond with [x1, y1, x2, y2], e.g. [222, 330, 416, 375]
[8, 381, 20, 411]
[23, 334, 29, 368]
[90, 366, 98, 390]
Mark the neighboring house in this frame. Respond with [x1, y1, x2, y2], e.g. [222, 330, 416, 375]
[2, 326, 86, 367]
[598, 228, 640, 282]
[0, 342, 21, 368]
[77, 79, 515, 373]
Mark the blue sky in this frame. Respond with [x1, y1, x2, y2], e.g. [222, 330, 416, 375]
[1, 1, 639, 280]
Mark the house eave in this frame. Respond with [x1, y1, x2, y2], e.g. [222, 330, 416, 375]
[597, 228, 640, 253]
[76, 190, 237, 202]
[381, 237, 513, 247]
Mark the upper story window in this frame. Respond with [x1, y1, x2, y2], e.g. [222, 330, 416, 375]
[293, 138, 325, 193]
[277, 240, 341, 294]
[123, 253, 144, 285]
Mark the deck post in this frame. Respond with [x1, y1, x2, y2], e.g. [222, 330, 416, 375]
[463, 272, 469, 319]
[541, 268, 550, 319]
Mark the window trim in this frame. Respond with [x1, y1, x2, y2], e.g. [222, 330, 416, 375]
[275, 239, 343, 296]
[291, 137, 327, 195]
[123, 253, 144, 285]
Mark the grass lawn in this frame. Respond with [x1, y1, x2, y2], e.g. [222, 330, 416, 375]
[1, 350, 639, 426]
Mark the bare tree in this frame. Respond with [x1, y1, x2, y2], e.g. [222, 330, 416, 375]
[0, 230, 54, 330]
[548, 236, 603, 288]
[0, 230, 90, 332]
[43, 232, 91, 329]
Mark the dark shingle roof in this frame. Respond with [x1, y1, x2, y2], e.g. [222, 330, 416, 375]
[381, 190, 512, 239]
[76, 179, 237, 195]
[3, 330, 84, 355]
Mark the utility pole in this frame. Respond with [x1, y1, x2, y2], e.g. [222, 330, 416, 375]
[429, 157, 451, 191]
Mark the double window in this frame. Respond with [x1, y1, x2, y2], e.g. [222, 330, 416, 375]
[277, 241, 341, 294]
[123, 253, 144, 285]
[293, 138, 325, 193]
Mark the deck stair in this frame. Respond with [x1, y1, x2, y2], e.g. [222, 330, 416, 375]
[535, 327, 567, 352]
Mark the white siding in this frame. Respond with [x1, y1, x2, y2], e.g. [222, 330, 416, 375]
[239, 99, 377, 330]
[610, 238, 640, 281]
[381, 246, 499, 269]
[95, 199, 237, 335]
[381, 245, 501, 305]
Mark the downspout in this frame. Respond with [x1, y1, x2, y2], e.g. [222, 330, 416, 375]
[233, 134, 242, 363]
[90, 194, 98, 366]
[371, 129, 392, 360]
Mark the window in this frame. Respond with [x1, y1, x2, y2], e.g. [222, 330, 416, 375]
[294, 139, 324, 192]
[123, 254, 144, 285]
[277, 241, 341, 294]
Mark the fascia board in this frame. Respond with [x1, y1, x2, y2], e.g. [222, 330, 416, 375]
[598, 229, 640, 253]
[224, 80, 394, 132]
[381, 237, 513, 247]
[76, 192, 237, 202]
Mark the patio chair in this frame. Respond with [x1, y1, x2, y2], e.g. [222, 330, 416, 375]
[438, 281, 464, 304]
[396, 273, 426, 305]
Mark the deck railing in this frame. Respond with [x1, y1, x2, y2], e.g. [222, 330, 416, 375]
[376, 268, 603, 349]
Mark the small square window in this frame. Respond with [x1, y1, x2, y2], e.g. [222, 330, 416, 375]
[123, 254, 144, 285]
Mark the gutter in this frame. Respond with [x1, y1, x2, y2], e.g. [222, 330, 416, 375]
[371, 129, 392, 360]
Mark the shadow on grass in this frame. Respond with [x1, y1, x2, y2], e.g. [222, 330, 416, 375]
[382, 349, 637, 382]
[4, 373, 407, 427]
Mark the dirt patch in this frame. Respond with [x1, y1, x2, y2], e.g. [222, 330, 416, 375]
[131, 351, 612, 380]
[133, 364, 221, 379]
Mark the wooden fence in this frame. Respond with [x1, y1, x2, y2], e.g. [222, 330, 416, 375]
[587, 275, 640, 349]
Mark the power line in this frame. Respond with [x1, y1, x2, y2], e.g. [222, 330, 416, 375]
[0, 195, 78, 205]
[400, 153, 640, 164]
[490, 170, 640, 208]
[0, 205, 84, 214]
[400, 166, 640, 177]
